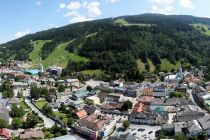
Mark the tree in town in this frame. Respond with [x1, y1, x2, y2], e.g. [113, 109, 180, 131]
[121, 100, 133, 111]
[2, 90, 14, 98]
[49, 88, 56, 94]
[169, 92, 184, 98]
[30, 85, 41, 100]
[17, 90, 23, 98]
[10, 104, 25, 118]
[86, 86, 93, 92]
[67, 117, 74, 128]
[58, 102, 66, 112]
[12, 117, 23, 129]
[25, 113, 40, 128]
[122, 120, 130, 129]
[58, 84, 65, 92]
[41, 87, 49, 98]
[0, 119, 8, 128]
[42, 104, 53, 115]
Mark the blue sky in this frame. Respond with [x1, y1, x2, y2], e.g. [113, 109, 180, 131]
[0, 0, 210, 43]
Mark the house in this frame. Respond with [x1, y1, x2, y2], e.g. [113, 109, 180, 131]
[153, 85, 169, 98]
[19, 129, 44, 139]
[69, 98, 85, 111]
[187, 120, 203, 136]
[72, 90, 89, 99]
[86, 96, 100, 105]
[97, 92, 108, 103]
[75, 114, 116, 139]
[141, 87, 153, 96]
[132, 102, 146, 113]
[105, 93, 123, 103]
[129, 111, 168, 125]
[163, 121, 203, 136]
[175, 106, 205, 122]
[165, 67, 183, 83]
[0, 128, 12, 140]
[111, 79, 124, 87]
[150, 98, 165, 112]
[47, 66, 62, 76]
[175, 84, 188, 93]
[138, 96, 154, 105]
[83, 105, 99, 115]
[76, 109, 87, 119]
[100, 102, 129, 115]
[65, 79, 80, 87]
[197, 115, 210, 136]
[0, 105, 9, 123]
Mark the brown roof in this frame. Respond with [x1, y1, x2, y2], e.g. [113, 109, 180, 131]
[100, 102, 123, 110]
[76, 110, 87, 119]
[78, 114, 111, 131]
[20, 129, 44, 139]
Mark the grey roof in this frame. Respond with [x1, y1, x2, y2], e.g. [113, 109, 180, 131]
[150, 98, 165, 105]
[197, 115, 210, 130]
[51, 135, 79, 140]
[130, 111, 168, 121]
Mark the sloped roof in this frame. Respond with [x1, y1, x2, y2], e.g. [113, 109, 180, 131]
[76, 110, 87, 119]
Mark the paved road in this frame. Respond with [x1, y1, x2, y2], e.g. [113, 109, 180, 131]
[25, 97, 55, 128]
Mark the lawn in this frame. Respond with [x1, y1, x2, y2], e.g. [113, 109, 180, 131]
[147, 59, 156, 72]
[35, 100, 48, 109]
[81, 69, 104, 77]
[20, 100, 30, 110]
[160, 59, 181, 72]
[136, 59, 145, 72]
[114, 18, 154, 27]
[192, 23, 210, 36]
[54, 111, 67, 124]
[42, 41, 89, 68]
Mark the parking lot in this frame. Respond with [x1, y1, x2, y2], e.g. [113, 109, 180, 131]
[113, 124, 161, 140]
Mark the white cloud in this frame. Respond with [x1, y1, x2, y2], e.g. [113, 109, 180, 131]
[14, 29, 30, 38]
[151, 5, 173, 14]
[87, 2, 101, 17]
[67, 2, 81, 10]
[63, 11, 93, 23]
[36, 1, 42, 5]
[150, 0, 174, 5]
[179, 0, 195, 9]
[59, 3, 66, 9]
[108, 0, 120, 3]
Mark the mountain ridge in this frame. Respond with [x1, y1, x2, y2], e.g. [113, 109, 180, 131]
[1, 13, 210, 79]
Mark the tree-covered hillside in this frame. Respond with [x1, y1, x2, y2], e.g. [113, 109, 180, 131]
[1, 14, 210, 79]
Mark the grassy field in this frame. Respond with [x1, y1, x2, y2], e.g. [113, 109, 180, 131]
[29, 40, 51, 61]
[147, 59, 156, 72]
[35, 100, 48, 109]
[81, 69, 104, 77]
[30, 40, 89, 69]
[114, 18, 154, 27]
[136, 59, 145, 72]
[54, 111, 67, 124]
[192, 24, 210, 36]
[20, 100, 30, 110]
[160, 59, 181, 72]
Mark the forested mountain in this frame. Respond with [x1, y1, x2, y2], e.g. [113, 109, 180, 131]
[1, 14, 210, 79]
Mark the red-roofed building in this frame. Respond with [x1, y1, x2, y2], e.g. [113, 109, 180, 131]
[132, 102, 146, 113]
[138, 96, 154, 105]
[76, 109, 87, 119]
[0, 128, 12, 140]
